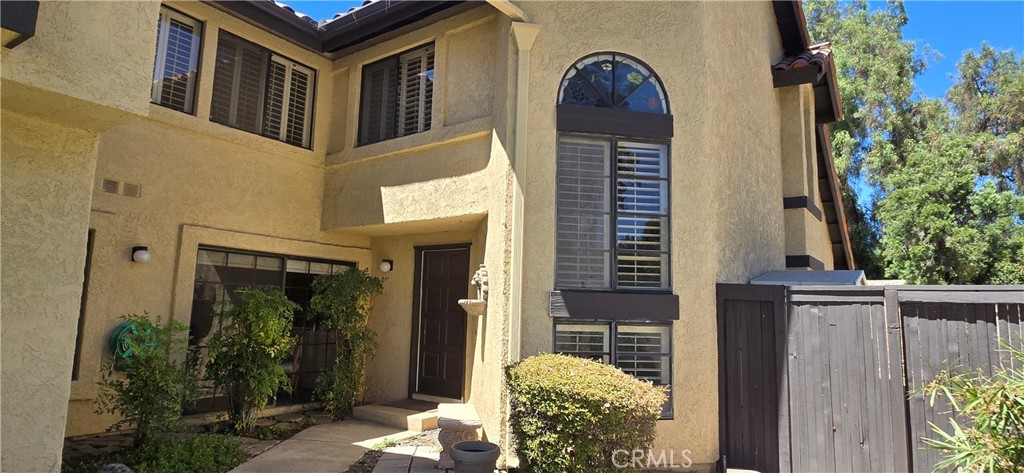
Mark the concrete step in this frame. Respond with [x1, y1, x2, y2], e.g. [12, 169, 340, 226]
[352, 404, 438, 432]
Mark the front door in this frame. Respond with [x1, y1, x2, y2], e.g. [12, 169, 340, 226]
[411, 245, 469, 399]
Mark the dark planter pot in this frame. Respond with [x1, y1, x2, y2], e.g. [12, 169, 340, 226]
[451, 441, 500, 473]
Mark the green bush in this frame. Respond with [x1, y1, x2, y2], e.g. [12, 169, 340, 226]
[506, 353, 667, 473]
[920, 340, 1024, 472]
[95, 313, 197, 446]
[206, 287, 297, 433]
[309, 268, 384, 419]
[62, 434, 246, 473]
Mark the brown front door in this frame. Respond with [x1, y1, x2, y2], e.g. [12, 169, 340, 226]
[411, 245, 469, 399]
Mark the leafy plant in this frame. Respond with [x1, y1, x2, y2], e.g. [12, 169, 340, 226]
[62, 434, 246, 473]
[95, 313, 197, 446]
[205, 287, 297, 433]
[506, 354, 667, 473]
[920, 340, 1024, 472]
[309, 268, 384, 419]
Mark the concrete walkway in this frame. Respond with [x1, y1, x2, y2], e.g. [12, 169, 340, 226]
[371, 445, 440, 473]
[230, 419, 413, 473]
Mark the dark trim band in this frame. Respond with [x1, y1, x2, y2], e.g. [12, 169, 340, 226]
[557, 104, 674, 139]
[549, 290, 680, 321]
[786, 254, 825, 271]
[783, 195, 823, 221]
[1, 0, 39, 49]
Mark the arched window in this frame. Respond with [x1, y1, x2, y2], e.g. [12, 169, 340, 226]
[552, 54, 676, 420]
[558, 53, 668, 114]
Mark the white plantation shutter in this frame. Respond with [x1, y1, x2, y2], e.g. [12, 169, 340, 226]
[615, 141, 670, 289]
[210, 31, 316, 148]
[263, 57, 314, 147]
[151, 7, 202, 113]
[398, 45, 434, 136]
[556, 137, 611, 289]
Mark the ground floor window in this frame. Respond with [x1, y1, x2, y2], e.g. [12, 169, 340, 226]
[554, 321, 673, 418]
[187, 246, 354, 413]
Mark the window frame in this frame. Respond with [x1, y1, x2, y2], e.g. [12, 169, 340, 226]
[209, 29, 317, 150]
[356, 42, 436, 147]
[151, 5, 204, 115]
[555, 132, 673, 293]
[552, 319, 674, 419]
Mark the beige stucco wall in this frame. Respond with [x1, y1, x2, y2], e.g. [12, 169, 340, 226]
[515, 2, 789, 469]
[2, 2, 159, 470]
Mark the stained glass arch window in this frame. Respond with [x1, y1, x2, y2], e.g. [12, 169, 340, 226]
[558, 53, 669, 114]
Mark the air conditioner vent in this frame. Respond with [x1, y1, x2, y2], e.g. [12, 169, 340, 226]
[101, 179, 121, 194]
[121, 182, 142, 198]
[101, 179, 142, 198]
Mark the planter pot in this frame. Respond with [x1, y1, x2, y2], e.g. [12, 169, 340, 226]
[451, 440, 499, 473]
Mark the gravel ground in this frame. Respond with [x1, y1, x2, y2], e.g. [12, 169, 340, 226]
[343, 429, 441, 473]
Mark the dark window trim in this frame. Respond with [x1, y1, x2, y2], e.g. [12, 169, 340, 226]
[549, 290, 679, 321]
[72, 229, 95, 381]
[196, 245, 353, 269]
[356, 41, 435, 147]
[555, 132, 673, 293]
[152, 5, 205, 116]
[210, 28, 318, 150]
[782, 195, 823, 221]
[552, 319, 674, 419]
[557, 105, 673, 139]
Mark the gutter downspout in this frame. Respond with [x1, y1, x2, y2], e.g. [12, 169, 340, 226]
[508, 22, 540, 363]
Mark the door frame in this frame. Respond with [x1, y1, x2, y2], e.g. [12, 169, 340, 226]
[407, 242, 472, 400]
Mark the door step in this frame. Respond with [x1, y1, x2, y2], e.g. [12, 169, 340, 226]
[352, 403, 438, 431]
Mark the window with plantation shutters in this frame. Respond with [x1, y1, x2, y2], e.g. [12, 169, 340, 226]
[556, 136, 670, 290]
[358, 43, 434, 146]
[151, 7, 202, 114]
[210, 31, 316, 148]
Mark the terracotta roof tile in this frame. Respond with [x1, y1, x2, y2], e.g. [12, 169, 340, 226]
[773, 42, 832, 73]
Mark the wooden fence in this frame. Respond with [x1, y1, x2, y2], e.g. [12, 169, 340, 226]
[717, 284, 1024, 473]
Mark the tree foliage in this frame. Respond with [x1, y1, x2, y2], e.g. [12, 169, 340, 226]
[805, 1, 1024, 283]
[96, 313, 197, 446]
[309, 268, 384, 419]
[205, 287, 297, 432]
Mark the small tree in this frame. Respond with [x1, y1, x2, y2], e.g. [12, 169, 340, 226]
[920, 340, 1024, 472]
[309, 268, 384, 419]
[205, 287, 297, 433]
[96, 313, 197, 446]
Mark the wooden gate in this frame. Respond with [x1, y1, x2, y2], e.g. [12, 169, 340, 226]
[717, 284, 1024, 473]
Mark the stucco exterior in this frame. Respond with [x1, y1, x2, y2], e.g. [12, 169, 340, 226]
[1, 1, 845, 471]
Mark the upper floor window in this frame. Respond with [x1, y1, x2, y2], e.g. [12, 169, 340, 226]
[210, 31, 315, 148]
[555, 53, 672, 291]
[152, 6, 202, 114]
[358, 43, 435, 146]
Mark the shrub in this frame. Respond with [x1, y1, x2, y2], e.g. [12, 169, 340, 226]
[920, 340, 1024, 472]
[506, 353, 667, 473]
[95, 313, 197, 446]
[309, 268, 384, 419]
[62, 434, 245, 473]
[205, 287, 297, 433]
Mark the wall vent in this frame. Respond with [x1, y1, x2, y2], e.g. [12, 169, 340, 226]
[101, 179, 142, 198]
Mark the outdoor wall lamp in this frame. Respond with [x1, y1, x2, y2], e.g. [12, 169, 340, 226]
[379, 259, 393, 273]
[131, 246, 151, 264]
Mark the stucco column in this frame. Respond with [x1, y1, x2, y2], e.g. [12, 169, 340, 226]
[507, 22, 540, 363]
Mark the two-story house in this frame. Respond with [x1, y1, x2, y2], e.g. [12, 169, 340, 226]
[1, 1, 850, 471]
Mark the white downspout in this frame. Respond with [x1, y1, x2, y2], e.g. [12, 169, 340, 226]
[508, 22, 539, 363]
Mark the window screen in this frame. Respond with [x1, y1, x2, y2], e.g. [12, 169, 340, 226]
[555, 321, 673, 418]
[210, 31, 315, 148]
[151, 7, 202, 113]
[358, 44, 434, 145]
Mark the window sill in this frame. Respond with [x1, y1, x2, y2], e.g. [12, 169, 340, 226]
[549, 290, 679, 320]
[325, 116, 493, 168]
